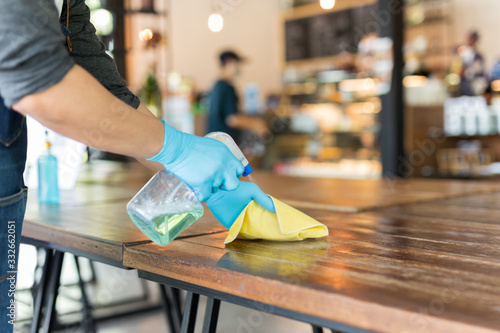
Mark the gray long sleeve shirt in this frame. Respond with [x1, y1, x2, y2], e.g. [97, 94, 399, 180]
[0, 0, 139, 109]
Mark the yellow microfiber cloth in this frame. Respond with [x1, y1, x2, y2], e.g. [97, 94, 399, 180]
[225, 196, 329, 244]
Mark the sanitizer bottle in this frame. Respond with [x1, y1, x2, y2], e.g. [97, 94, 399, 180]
[38, 134, 60, 204]
[127, 132, 252, 245]
[205, 132, 253, 176]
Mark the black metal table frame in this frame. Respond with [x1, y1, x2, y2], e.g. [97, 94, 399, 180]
[21, 235, 370, 333]
[20, 236, 182, 333]
[138, 270, 374, 333]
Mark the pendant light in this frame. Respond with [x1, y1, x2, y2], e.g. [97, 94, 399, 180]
[208, 0, 224, 32]
[319, 0, 336, 10]
[208, 12, 223, 32]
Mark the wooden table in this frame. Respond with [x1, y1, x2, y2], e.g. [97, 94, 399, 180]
[252, 172, 500, 212]
[24, 167, 500, 265]
[23, 196, 149, 266]
[21, 162, 500, 333]
[124, 204, 500, 333]
[23, 199, 225, 267]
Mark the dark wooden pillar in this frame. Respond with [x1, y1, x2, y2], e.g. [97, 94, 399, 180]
[107, 0, 127, 79]
[379, 0, 405, 177]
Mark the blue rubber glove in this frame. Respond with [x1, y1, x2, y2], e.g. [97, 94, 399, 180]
[206, 181, 276, 229]
[148, 120, 244, 201]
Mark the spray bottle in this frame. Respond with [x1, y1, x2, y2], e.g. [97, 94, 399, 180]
[205, 132, 253, 176]
[127, 132, 252, 246]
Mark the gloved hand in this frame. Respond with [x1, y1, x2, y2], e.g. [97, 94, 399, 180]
[148, 120, 244, 201]
[206, 181, 276, 229]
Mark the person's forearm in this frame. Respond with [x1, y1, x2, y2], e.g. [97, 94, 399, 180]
[13, 65, 163, 160]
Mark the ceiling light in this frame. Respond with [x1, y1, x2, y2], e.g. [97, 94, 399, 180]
[208, 13, 223, 32]
[319, 0, 335, 10]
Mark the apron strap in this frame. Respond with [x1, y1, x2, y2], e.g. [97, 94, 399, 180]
[66, 0, 72, 52]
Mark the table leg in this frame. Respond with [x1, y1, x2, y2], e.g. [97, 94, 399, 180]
[159, 284, 182, 333]
[201, 297, 221, 333]
[172, 287, 182, 314]
[312, 326, 324, 333]
[166, 286, 183, 326]
[42, 250, 64, 333]
[30, 248, 53, 333]
[88, 259, 97, 284]
[180, 292, 199, 333]
[74, 255, 96, 333]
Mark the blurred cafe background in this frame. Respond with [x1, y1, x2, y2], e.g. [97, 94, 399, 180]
[26, 0, 500, 184]
[16, 0, 500, 331]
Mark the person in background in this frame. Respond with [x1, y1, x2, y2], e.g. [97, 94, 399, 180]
[450, 31, 488, 96]
[207, 50, 267, 143]
[0, 2, 274, 332]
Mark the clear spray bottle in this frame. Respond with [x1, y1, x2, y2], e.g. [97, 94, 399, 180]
[127, 132, 252, 246]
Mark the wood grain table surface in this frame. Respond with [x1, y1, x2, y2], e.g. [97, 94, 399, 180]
[22, 191, 225, 266]
[251, 171, 500, 212]
[379, 191, 500, 222]
[21, 162, 153, 265]
[21, 161, 223, 265]
[22, 196, 149, 266]
[20, 161, 500, 331]
[124, 206, 500, 333]
[26, 184, 140, 207]
[43, 161, 500, 212]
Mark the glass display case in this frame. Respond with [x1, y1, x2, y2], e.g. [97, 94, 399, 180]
[263, 1, 392, 179]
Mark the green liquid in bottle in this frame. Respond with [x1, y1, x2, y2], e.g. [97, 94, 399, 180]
[129, 208, 204, 246]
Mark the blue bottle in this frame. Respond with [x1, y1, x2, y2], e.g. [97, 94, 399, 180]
[38, 138, 60, 204]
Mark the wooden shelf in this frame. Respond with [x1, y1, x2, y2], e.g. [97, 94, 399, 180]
[283, 0, 376, 20]
[406, 17, 450, 28]
[445, 134, 500, 139]
[113, 8, 167, 15]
